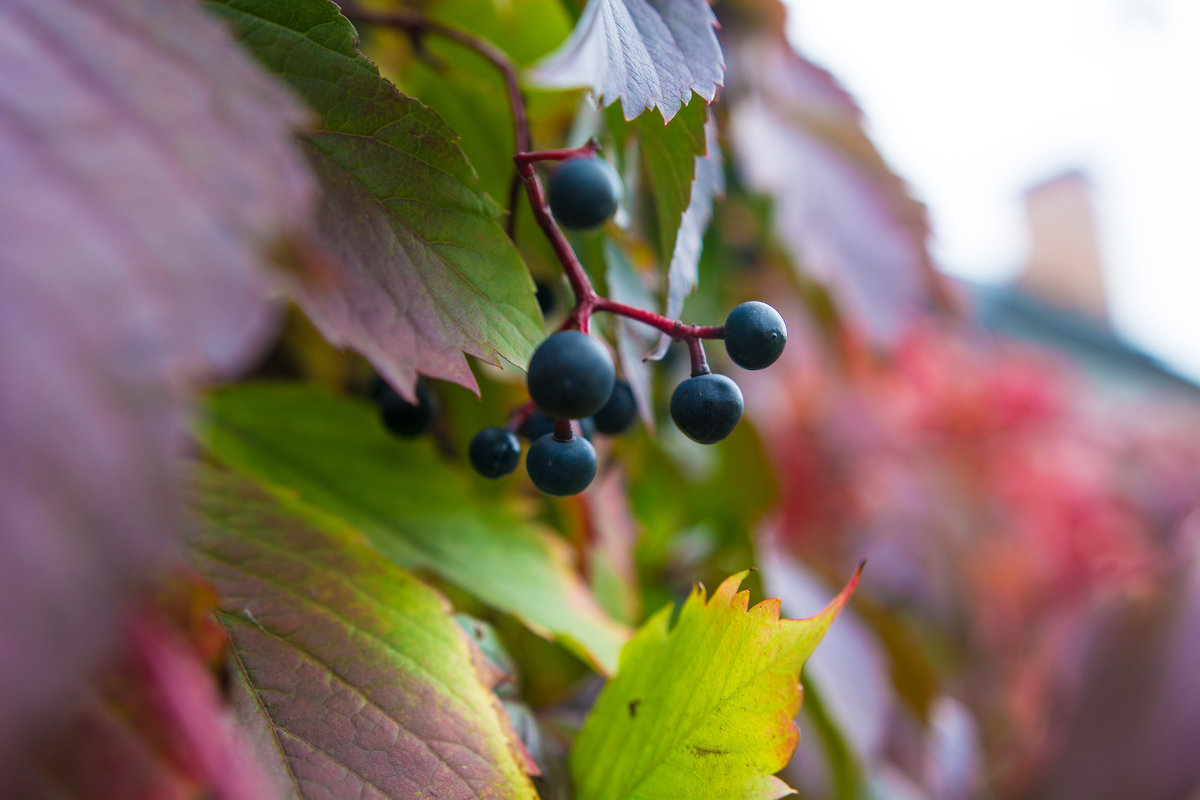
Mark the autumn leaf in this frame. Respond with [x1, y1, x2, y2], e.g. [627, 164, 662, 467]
[207, 0, 545, 399]
[198, 383, 630, 674]
[728, 37, 946, 341]
[0, 0, 313, 771]
[10, 582, 272, 800]
[188, 466, 539, 800]
[570, 568, 862, 800]
[530, 0, 724, 122]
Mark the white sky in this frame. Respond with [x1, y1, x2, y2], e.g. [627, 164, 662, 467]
[782, 0, 1200, 381]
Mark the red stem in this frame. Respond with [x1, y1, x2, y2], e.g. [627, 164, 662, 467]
[687, 338, 711, 376]
[514, 142, 601, 168]
[592, 297, 725, 341]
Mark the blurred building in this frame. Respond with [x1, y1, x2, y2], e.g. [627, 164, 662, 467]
[965, 170, 1198, 402]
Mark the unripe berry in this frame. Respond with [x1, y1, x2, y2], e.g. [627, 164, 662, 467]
[526, 330, 615, 420]
[469, 427, 522, 478]
[724, 301, 787, 370]
[526, 433, 597, 496]
[670, 373, 743, 444]
[548, 157, 622, 230]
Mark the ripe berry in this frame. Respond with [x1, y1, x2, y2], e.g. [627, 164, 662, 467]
[592, 378, 637, 435]
[519, 410, 594, 441]
[724, 301, 787, 370]
[548, 157, 622, 230]
[526, 433, 597, 496]
[526, 330, 615, 420]
[469, 427, 522, 478]
[377, 379, 435, 437]
[670, 373, 743, 444]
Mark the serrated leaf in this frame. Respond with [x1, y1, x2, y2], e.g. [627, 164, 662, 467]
[198, 383, 630, 674]
[729, 41, 942, 341]
[188, 466, 539, 800]
[208, 0, 544, 399]
[0, 0, 312, 771]
[529, 0, 724, 122]
[570, 568, 861, 800]
[650, 111, 724, 359]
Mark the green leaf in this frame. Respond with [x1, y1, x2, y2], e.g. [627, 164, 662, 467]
[188, 466, 539, 799]
[634, 97, 709, 267]
[570, 569, 862, 800]
[198, 383, 630, 674]
[206, 0, 544, 398]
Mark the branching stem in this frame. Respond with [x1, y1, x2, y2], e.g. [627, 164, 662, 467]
[348, 7, 727, 345]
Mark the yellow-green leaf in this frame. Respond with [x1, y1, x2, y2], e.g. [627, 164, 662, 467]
[570, 568, 862, 800]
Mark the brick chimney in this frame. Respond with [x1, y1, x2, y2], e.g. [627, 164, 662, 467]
[1020, 170, 1109, 322]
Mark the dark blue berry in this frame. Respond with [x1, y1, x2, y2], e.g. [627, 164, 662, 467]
[535, 279, 557, 316]
[526, 331, 615, 420]
[469, 427, 522, 478]
[548, 157, 622, 230]
[724, 301, 787, 370]
[592, 378, 637, 435]
[526, 433, 597, 496]
[377, 379, 435, 437]
[670, 373, 743, 444]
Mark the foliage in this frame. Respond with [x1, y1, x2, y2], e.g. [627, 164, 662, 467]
[5, 0, 1200, 799]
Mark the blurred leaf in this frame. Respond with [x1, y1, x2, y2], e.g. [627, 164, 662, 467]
[728, 39, 944, 341]
[604, 241, 657, 426]
[427, 0, 575, 65]
[650, 111, 724, 358]
[0, 0, 312, 771]
[570, 569, 860, 800]
[199, 383, 630, 674]
[529, 0, 725, 121]
[188, 466, 539, 799]
[11, 590, 272, 800]
[209, 0, 544, 399]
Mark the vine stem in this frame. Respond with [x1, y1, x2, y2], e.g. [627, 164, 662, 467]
[345, 5, 728, 349]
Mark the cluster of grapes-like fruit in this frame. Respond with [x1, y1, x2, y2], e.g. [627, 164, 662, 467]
[370, 154, 787, 496]
[462, 155, 788, 497]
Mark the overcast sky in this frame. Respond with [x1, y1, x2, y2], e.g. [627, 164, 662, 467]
[782, 0, 1200, 381]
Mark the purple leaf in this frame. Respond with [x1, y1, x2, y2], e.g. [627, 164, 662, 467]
[0, 0, 312, 774]
[210, 0, 545, 401]
[189, 467, 541, 800]
[530, 0, 725, 122]
[729, 40, 942, 341]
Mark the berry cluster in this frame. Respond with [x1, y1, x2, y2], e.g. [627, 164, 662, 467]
[468, 297, 786, 495]
[377, 150, 788, 497]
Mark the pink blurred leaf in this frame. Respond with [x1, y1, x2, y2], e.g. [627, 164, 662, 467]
[0, 0, 312, 772]
[729, 39, 946, 341]
[210, 0, 544, 400]
[10, 589, 274, 800]
[188, 466, 540, 800]
[529, 0, 724, 122]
